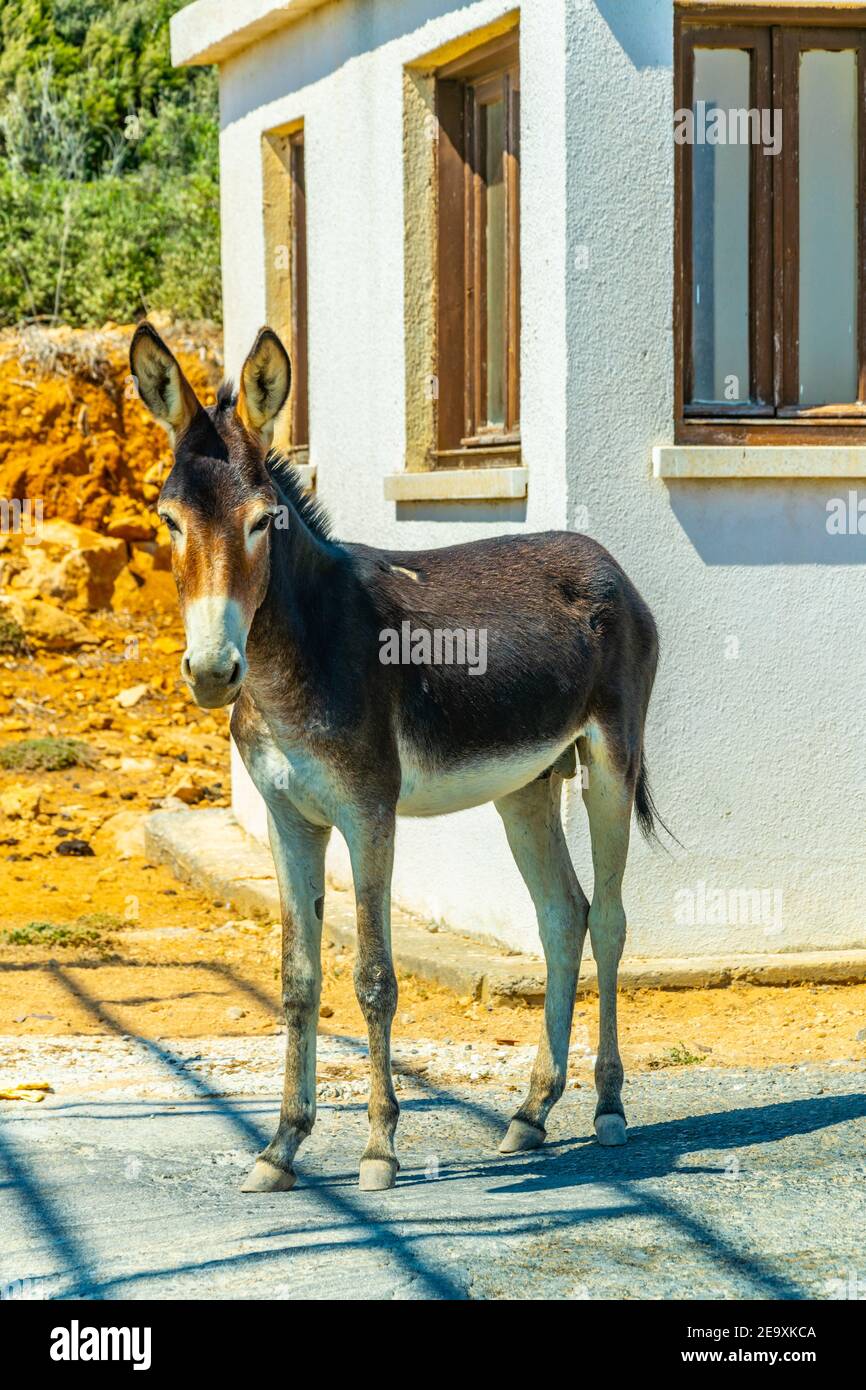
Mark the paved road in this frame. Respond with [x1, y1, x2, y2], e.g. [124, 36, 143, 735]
[1, 1045, 864, 1300]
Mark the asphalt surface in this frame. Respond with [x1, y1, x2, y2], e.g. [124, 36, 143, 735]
[1, 1042, 864, 1300]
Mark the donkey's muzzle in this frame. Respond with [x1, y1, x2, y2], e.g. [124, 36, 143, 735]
[181, 648, 246, 707]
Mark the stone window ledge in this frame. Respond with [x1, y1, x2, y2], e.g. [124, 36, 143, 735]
[384, 466, 528, 502]
[653, 446, 866, 479]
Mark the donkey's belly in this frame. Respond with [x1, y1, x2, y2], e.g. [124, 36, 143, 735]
[396, 736, 576, 817]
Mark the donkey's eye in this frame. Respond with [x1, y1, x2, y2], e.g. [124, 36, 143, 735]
[161, 514, 181, 536]
[250, 514, 272, 535]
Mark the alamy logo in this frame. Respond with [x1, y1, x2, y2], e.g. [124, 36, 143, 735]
[0, 1275, 47, 1300]
[826, 491, 866, 535]
[674, 103, 782, 156]
[822, 1269, 866, 1300]
[379, 621, 487, 676]
[674, 880, 783, 937]
[0, 496, 43, 537]
[50, 1320, 152, 1371]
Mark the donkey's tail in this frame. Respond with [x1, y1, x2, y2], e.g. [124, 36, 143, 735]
[634, 752, 681, 849]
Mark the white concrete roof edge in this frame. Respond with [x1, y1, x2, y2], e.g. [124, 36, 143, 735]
[170, 0, 337, 67]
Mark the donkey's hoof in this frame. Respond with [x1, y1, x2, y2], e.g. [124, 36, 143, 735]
[359, 1158, 398, 1191]
[595, 1114, 627, 1147]
[241, 1159, 296, 1192]
[500, 1118, 546, 1154]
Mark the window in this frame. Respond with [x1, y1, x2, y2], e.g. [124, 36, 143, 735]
[262, 127, 309, 456]
[435, 34, 520, 461]
[675, 5, 866, 444]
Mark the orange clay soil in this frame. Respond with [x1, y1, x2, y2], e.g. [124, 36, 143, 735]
[0, 321, 221, 536]
[1, 610, 866, 1068]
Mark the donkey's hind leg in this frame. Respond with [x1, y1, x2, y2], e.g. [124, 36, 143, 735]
[495, 772, 589, 1153]
[580, 723, 636, 1147]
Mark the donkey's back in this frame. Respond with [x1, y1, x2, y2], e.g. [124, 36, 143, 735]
[350, 529, 659, 818]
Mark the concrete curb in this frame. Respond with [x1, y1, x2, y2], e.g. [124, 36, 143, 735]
[144, 808, 866, 1003]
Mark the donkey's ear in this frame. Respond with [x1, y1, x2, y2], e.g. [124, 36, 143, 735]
[237, 328, 291, 440]
[129, 322, 201, 441]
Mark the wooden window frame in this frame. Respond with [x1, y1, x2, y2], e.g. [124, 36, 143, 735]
[675, 4, 866, 445]
[262, 126, 309, 458]
[435, 34, 520, 463]
[287, 131, 309, 453]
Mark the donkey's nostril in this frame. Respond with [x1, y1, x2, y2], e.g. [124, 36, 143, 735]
[183, 650, 243, 690]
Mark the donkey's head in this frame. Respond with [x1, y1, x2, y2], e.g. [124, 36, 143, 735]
[130, 323, 291, 707]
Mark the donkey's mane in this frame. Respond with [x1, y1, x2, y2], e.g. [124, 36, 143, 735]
[266, 450, 336, 545]
[214, 381, 236, 413]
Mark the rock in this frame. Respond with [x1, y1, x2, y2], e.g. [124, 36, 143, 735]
[105, 511, 155, 542]
[118, 756, 155, 773]
[116, 683, 149, 709]
[142, 461, 168, 504]
[152, 634, 184, 655]
[5, 520, 127, 611]
[856, 1027, 866, 1043]
[226, 1006, 246, 1021]
[109, 568, 144, 612]
[0, 596, 95, 650]
[94, 810, 147, 859]
[128, 535, 173, 576]
[55, 837, 94, 856]
[127, 546, 155, 579]
[319, 1004, 334, 1018]
[166, 769, 208, 805]
[110, 567, 177, 615]
[0, 784, 42, 819]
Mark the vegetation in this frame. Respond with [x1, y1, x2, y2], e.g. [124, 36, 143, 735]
[645, 1042, 707, 1070]
[0, 612, 27, 654]
[0, 1, 220, 325]
[2, 912, 120, 948]
[0, 736, 95, 770]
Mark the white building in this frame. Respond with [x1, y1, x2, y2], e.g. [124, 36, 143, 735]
[172, 0, 866, 959]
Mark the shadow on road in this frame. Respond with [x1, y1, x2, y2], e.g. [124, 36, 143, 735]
[1, 957, 864, 1300]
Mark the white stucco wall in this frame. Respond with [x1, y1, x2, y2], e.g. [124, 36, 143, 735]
[204, 0, 866, 958]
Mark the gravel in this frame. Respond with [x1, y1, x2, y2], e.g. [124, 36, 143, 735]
[0, 1037, 863, 1300]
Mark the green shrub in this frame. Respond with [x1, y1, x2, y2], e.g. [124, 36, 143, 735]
[0, 168, 221, 325]
[0, 1, 221, 327]
[0, 737, 95, 770]
[646, 1042, 707, 1071]
[0, 612, 26, 654]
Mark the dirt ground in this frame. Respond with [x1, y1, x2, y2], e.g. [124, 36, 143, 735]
[1, 604, 865, 1073]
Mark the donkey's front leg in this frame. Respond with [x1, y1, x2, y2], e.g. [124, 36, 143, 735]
[242, 804, 330, 1192]
[344, 811, 400, 1191]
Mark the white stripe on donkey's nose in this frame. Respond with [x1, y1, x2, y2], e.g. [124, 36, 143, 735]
[182, 595, 248, 706]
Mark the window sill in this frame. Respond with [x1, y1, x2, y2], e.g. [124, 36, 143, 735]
[653, 446, 866, 480]
[384, 466, 528, 502]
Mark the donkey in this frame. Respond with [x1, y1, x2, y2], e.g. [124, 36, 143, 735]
[130, 322, 663, 1193]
